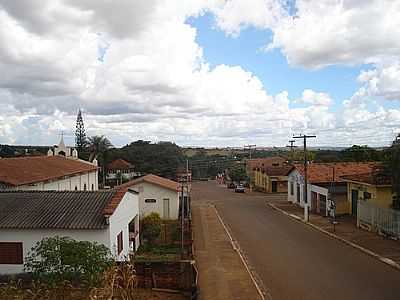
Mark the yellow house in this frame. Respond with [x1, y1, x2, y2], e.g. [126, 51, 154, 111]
[254, 165, 292, 193]
[342, 172, 393, 216]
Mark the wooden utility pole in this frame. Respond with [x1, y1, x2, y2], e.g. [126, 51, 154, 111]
[286, 140, 297, 163]
[244, 144, 257, 160]
[293, 134, 316, 222]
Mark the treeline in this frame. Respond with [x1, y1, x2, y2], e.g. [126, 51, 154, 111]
[108, 140, 185, 178]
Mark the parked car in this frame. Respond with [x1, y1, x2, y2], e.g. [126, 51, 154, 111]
[227, 182, 236, 189]
[235, 184, 245, 193]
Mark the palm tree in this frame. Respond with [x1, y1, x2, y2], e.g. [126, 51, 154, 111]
[88, 135, 113, 187]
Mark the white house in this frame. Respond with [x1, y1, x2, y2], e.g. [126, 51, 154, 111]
[288, 162, 379, 216]
[0, 188, 140, 275]
[123, 174, 180, 220]
[106, 158, 139, 183]
[0, 136, 99, 192]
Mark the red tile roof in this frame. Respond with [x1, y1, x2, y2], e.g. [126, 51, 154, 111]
[341, 172, 392, 186]
[120, 174, 179, 191]
[103, 174, 177, 215]
[261, 165, 293, 176]
[247, 157, 286, 170]
[107, 158, 134, 170]
[291, 162, 380, 184]
[0, 156, 98, 186]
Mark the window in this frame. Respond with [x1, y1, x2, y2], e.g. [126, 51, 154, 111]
[364, 192, 372, 200]
[83, 183, 87, 191]
[91, 184, 94, 191]
[117, 231, 123, 254]
[74, 186, 78, 191]
[290, 181, 294, 195]
[0, 242, 23, 264]
[145, 199, 156, 203]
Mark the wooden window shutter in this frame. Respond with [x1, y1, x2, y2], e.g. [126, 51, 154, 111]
[0, 242, 23, 264]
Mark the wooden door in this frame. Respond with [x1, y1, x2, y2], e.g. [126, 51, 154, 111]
[272, 181, 278, 193]
[351, 190, 358, 216]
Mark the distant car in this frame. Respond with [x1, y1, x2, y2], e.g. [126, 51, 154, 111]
[227, 182, 236, 189]
[235, 184, 245, 193]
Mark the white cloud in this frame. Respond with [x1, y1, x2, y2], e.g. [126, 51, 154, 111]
[0, 0, 399, 148]
[296, 89, 332, 106]
[212, 0, 286, 36]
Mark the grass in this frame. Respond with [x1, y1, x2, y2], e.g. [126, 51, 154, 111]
[0, 264, 187, 299]
[134, 244, 181, 262]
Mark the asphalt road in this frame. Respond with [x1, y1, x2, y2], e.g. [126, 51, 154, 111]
[192, 181, 400, 300]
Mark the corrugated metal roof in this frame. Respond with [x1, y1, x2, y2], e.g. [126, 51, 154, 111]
[0, 191, 116, 230]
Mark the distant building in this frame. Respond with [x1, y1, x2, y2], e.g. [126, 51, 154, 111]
[0, 188, 140, 274]
[246, 157, 286, 178]
[106, 159, 138, 184]
[0, 136, 98, 192]
[254, 165, 293, 193]
[288, 162, 379, 216]
[122, 174, 180, 220]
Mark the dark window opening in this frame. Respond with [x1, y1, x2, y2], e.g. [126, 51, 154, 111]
[0, 242, 23, 264]
[117, 231, 123, 254]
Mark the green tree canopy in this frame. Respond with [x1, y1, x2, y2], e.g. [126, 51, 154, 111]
[25, 236, 113, 286]
[229, 164, 248, 183]
[340, 145, 382, 162]
[141, 213, 162, 246]
[75, 109, 87, 153]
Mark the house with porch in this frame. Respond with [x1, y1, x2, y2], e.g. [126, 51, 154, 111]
[287, 162, 378, 216]
[254, 165, 292, 193]
[0, 187, 140, 275]
[341, 171, 393, 216]
[106, 158, 138, 185]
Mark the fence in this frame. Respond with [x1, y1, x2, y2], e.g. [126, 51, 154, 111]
[357, 200, 400, 239]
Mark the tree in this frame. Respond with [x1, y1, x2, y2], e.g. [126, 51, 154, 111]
[340, 145, 382, 162]
[229, 164, 248, 183]
[141, 213, 162, 247]
[385, 135, 400, 209]
[75, 109, 87, 153]
[25, 236, 113, 286]
[88, 135, 113, 187]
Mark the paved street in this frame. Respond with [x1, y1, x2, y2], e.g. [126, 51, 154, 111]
[192, 181, 400, 300]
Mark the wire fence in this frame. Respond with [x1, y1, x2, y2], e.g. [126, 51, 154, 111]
[358, 200, 400, 239]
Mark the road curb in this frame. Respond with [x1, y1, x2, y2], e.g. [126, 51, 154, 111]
[212, 204, 271, 300]
[267, 202, 400, 272]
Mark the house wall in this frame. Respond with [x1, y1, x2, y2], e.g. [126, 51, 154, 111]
[108, 191, 140, 261]
[131, 182, 179, 220]
[0, 228, 108, 275]
[5, 170, 98, 191]
[288, 170, 304, 204]
[347, 182, 393, 213]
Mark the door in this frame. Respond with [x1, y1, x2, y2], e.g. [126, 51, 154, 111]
[296, 184, 301, 203]
[319, 194, 327, 216]
[351, 190, 359, 216]
[271, 181, 278, 193]
[311, 192, 318, 212]
[163, 198, 170, 219]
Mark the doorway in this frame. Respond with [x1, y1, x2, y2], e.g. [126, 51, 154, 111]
[163, 198, 170, 219]
[271, 181, 278, 193]
[351, 190, 359, 216]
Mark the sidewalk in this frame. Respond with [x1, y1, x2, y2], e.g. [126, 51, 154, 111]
[268, 199, 400, 269]
[192, 202, 263, 300]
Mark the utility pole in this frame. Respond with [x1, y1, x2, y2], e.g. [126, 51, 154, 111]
[293, 134, 316, 222]
[180, 179, 185, 259]
[286, 140, 297, 163]
[186, 159, 190, 218]
[244, 144, 257, 160]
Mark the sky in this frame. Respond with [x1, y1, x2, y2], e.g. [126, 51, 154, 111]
[0, 0, 399, 148]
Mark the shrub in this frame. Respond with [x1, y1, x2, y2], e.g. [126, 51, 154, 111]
[24, 236, 113, 286]
[141, 213, 162, 246]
